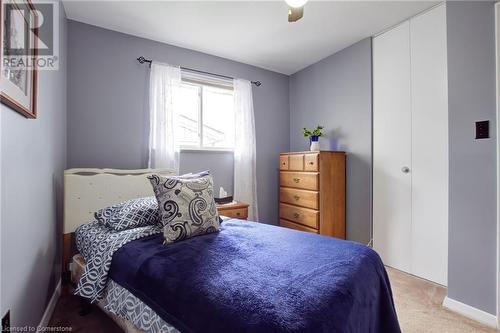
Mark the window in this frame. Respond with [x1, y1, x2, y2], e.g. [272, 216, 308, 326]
[175, 79, 235, 150]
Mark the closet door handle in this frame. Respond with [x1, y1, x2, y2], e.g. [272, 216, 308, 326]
[401, 166, 410, 174]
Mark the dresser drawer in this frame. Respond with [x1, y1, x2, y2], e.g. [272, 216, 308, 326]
[279, 203, 319, 229]
[280, 219, 318, 234]
[304, 153, 319, 171]
[280, 187, 319, 210]
[279, 155, 289, 170]
[279, 172, 319, 191]
[288, 154, 304, 171]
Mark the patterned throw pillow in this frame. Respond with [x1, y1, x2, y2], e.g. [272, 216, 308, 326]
[148, 173, 220, 244]
[94, 197, 159, 231]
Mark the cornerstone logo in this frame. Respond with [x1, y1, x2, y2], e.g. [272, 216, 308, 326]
[2, 0, 59, 70]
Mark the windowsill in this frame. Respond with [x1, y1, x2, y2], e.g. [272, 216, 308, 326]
[180, 147, 234, 153]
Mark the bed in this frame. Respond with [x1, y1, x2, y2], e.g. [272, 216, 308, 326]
[63, 168, 401, 333]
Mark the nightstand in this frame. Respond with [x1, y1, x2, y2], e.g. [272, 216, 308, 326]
[216, 201, 249, 220]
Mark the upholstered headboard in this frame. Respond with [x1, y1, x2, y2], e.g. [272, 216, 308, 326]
[63, 168, 176, 233]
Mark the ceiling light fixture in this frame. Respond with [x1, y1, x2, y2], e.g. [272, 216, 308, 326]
[286, 0, 307, 22]
[285, 0, 308, 8]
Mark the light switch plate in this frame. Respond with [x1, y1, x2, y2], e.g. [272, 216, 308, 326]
[475, 121, 489, 139]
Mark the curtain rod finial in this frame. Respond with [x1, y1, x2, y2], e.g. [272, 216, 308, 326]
[253, 81, 261, 87]
[137, 56, 152, 65]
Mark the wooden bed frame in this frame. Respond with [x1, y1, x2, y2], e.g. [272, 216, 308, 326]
[62, 168, 176, 281]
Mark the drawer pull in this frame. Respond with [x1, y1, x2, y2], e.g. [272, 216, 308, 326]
[293, 195, 300, 201]
[236, 212, 241, 216]
[293, 212, 300, 218]
[293, 178, 300, 183]
[309, 162, 314, 165]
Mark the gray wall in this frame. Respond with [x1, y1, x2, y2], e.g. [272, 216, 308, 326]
[179, 151, 234, 195]
[289, 38, 373, 244]
[67, 21, 289, 224]
[446, 1, 497, 315]
[0, 7, 67, 327]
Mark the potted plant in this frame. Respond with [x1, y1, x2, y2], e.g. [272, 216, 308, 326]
[302, 126, 324, 151]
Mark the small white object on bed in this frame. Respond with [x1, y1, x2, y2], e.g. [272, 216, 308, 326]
[63, 168, 176, 233]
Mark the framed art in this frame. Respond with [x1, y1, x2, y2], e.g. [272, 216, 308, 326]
[0, 0, 38, 118]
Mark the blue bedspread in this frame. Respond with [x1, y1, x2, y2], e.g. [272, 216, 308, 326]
[109, 220, 401, 333]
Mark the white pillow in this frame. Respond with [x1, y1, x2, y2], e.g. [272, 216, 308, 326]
[148, 173, 220, 244]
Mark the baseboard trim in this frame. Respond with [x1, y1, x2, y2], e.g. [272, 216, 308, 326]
[443, 296, 498, 329]
[38, 279, 61, 328]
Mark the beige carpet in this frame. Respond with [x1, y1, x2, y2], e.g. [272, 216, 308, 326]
[387, 267, 499, 333]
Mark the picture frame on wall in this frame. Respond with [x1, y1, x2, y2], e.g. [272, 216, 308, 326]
[0, 0, 38, 119]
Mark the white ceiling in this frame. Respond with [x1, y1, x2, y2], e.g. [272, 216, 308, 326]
[63, 1, 438, 75]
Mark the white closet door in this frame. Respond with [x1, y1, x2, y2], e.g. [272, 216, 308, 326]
[373, 22, 413, 274]
[410, 5, 448, 286]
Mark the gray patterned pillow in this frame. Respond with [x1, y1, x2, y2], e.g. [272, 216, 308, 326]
[148, 173, 220, 244]
[94, 197, 159, 231]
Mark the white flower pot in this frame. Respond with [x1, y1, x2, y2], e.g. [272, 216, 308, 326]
[310, 138, 320, 151]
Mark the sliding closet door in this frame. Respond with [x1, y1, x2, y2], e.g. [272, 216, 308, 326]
[410, 5, 448, 286]
[373, 22, 412, 274]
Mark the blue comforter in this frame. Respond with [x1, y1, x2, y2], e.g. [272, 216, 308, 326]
[109, 220, 401, 333]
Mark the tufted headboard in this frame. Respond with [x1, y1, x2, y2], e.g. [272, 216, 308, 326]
[63, 168, 176, 234]
[62, 168, 176, 274]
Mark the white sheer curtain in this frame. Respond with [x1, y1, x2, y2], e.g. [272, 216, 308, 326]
[148, 62, 181, 172]
[233, 79, 259, 220]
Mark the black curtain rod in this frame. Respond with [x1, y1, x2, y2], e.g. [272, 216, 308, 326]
[137, 56, 261, 87]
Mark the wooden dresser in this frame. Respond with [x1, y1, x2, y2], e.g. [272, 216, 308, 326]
[279, 151, 346, 238]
